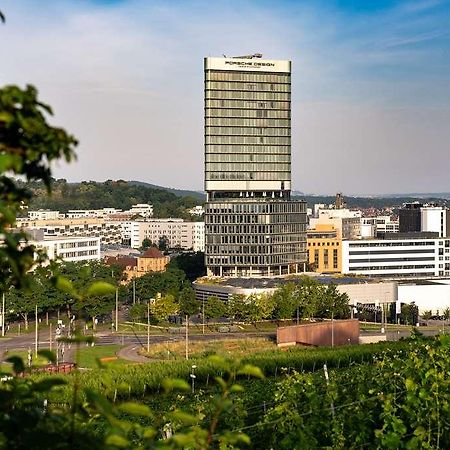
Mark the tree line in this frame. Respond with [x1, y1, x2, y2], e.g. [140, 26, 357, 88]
[19, 178, 203, 219]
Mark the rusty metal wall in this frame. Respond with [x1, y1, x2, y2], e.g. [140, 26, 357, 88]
[277, 320, 360, 347]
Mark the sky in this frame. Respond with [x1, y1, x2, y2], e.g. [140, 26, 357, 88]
[1, 0, 450, 196]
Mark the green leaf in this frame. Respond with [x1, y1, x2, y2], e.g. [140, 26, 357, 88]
[105, 434, 129, 448]
[162, 378, 190, 392]
[237, 364, 264, 379]
[168, 410, 198, 425]
[86, 281, 116, 297]
[33, 378, 66, 392]
[37, 349, 56, 364]
[118, 402, 152, 417]
[230, 383, 245, 393]
[5, 356, 25, 374]
[55, 276, 78, 297]
[85, 389, 114, 416]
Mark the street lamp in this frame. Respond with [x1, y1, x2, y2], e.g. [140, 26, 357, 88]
[190, 364, 197, 394]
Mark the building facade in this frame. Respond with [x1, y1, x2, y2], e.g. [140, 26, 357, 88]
[17, 217, 122, 246]
[307, 224, 342, 273]
[30, 236, 101, 262]
[127, 219, 205, 252]
[204, 55, 307, 277]
[342, 237, 450, 278]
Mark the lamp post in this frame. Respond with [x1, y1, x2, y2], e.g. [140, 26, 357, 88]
[147, 300, 150, 353]
[190, 364, 197, 394]
[331, 310, 334, 348]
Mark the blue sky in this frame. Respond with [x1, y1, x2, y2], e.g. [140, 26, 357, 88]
[1, 0, 450, 195]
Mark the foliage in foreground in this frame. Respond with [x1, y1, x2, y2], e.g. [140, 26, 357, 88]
[256, 334, 450, 449]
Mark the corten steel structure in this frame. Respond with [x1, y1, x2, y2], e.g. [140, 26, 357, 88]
[204, 55, 307, 277]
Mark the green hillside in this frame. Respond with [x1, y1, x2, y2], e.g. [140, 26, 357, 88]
[21, 179, 204, 219]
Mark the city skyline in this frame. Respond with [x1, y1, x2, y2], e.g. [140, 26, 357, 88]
[1, 0, 450, 195]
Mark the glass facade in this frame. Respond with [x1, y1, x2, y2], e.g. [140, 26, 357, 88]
[204, 57, 306, 277]
[205, 63, 291, 189]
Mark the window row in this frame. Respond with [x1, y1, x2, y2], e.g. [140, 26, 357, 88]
[206, 144, 290, 154]
[206, 136, 290, 145]
[206, 71, 290, 83]
[206, 202, 305, 214]
[206, 99, 290, 109]
[209, 234, 303, 244]
[205, 126, 290, 136]
[207, 172, 290, 181]
[206, 224, 306, 234]
[349, 264, 435, 271]
[207, 108, 290, 119]
[206, 162, 290, 172]
[205, 117, 290, 127]
[205, 81, 290, 92]
[206, 90, 290, 101]
[206, 213, 303, 225]
[205, 153, 291, 163]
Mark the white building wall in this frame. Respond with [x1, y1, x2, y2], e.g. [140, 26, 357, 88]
[421, 207, 446, 237]
[342, 238, 450, 278]
[129, 220, 205, 251]
[31, 236, 101, 262]
[28, 210, 61, 220]
[398, 282, 450, 314]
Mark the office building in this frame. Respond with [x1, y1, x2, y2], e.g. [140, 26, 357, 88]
[306, 224, 342, 273]
[421, 205, 450, 237]
[399, 203, 422, 233]
[342, 236, 450, 278]
[204, 55, 307, 277]
[127, 219, 205, 252]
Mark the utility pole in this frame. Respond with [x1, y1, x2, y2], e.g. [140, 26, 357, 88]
[116, 287, 120, 331]
[202, 299, 205, 335]
[133, 279, 136, 305]
[35, 304, 38, 356]
[49, 323, 52, 351]
[185, 314, 189, 360]
[1, 293, 5, 337]
[147, 300, 150, 353]
[331, 310, 334, 348]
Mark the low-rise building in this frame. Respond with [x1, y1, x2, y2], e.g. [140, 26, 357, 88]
[342, 236, 450, 278]
[128, 219, 205, 252]
[28, 210, 62, 220]
[30, 235, 101, 262]
[17, 217, 122, 246]
[307, 224, 342, 273]
[105, 247, 169, 282]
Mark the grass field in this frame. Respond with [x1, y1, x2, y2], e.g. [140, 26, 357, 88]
[74, 344, 127, 369]
[140, 337, 278, 360]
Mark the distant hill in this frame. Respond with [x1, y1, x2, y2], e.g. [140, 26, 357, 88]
[293, 194, 449, 209]
[129, 181, 205, 200]
[23, 179, 204, 218]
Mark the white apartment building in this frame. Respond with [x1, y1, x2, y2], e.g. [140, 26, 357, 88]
[421, 206, 450, 237]
[129, 204, 153, 218]
[66, 208, 122, 219]
[17, 217, 122, 246]
[30, 236, 101, 262]
[129, 220, 205, 252]
[188, 206, 204, 217]
[376, 216, 399, 234]
[28, 210, 62, 220]
[342, 237, 450, 278]
[361, 216, 399, 237]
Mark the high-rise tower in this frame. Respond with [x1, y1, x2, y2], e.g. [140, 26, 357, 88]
[204, 55, 306, 277]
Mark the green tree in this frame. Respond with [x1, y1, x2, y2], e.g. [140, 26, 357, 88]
[158, 235, 169, 252]
[245, 293, 276, 324]
[168, 251, 206, 281]
[178, 285, 199, 317]
[228, 294, 251, 322]
[421, 310, 432, 321]
[129, 269, 186, 301]
[150, 294, 179, 323]
[272, 284, 297, 320]
[204, 295, 227, 321]
[0, 85, 76, 290]
[140, 238, 152, 250]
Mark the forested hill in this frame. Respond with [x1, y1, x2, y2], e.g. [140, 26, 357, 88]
[21, 179, 204, 218]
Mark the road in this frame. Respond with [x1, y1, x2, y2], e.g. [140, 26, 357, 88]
[0, 329, 276, 358]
